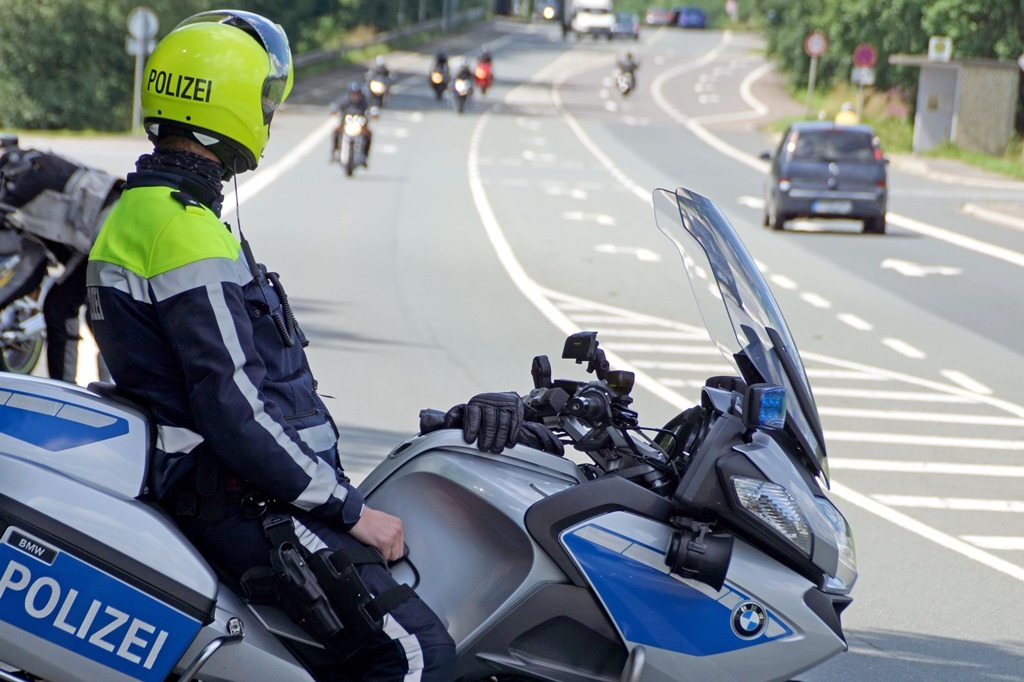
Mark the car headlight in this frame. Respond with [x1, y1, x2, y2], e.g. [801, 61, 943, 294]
[815, 497, 858, 594]
[732, 477, 812, 555]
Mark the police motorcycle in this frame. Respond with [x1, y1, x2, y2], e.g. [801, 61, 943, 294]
[0, 149, 120, 374]
[0, 188, 856, 681]
[0, 207, 51, 373]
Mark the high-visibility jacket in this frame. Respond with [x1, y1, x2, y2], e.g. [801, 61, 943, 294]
[86, 177, 364, 528]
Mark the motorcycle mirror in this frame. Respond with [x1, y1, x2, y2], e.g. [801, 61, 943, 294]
[531, 355, 553, 389]
[369, 106, 380, 119]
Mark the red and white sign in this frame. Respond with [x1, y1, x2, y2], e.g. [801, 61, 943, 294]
[805, 32, 827, 58]
[853, 43, 877, 68]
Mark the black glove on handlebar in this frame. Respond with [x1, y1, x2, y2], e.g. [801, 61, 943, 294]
[463, 392, 524, 454]
[518, 422, 564, 456]
[419, 393, 564, 456]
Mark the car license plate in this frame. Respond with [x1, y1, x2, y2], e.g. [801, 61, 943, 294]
[812, 200, 853, 214]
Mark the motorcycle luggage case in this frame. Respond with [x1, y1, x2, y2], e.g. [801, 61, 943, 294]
[0, 375, 216, 682]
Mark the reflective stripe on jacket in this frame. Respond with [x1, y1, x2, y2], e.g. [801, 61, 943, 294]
[86, 184, 364, 528]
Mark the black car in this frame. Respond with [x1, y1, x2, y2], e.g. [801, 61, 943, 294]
[761, 122, 888, 234]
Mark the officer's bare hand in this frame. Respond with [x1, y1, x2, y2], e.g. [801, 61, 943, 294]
[350, 506, 404, 562]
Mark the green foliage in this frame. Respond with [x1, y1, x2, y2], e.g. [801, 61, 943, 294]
[0, 0, 485, 132]
[750, 0, 1023, 93]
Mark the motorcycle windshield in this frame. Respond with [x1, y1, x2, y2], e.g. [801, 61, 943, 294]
[653, 188, 829, 481]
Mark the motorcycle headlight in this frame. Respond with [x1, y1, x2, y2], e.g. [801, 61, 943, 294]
[343, 115, 365, 136]
[431, 71, 443, 84]
[543, 6, 555, 19]
[369, 80, 386, 95]
[815, 497, 858, 594]
[455, 79, 470, 95]
[732, 477, 812, 556]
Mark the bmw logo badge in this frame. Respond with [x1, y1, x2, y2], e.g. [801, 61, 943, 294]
[731, 601, 767, 638]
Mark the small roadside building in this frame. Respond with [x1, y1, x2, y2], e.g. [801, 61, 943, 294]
[890, 52, 1020, 155]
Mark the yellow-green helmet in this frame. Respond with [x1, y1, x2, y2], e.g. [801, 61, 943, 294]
[142, 10, 293, 177]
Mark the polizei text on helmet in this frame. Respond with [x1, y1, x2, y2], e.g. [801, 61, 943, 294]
[147, 71, 213, 103]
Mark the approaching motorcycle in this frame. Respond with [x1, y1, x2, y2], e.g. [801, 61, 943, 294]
[473, 59, 493, 95]
[429, 66, 449, 100]
[617, 68, 636, 96]
[333, 113, 370, 177]
[366, 74, 390, 108]
[0, 188, 856, 681]
[451, 72, 473, 114]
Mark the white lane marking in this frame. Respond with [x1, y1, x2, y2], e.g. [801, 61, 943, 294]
[829, 481, 1024, 582]
[768, 274, 797, 290]
[830, 458, 1024, 477]
[881, 258, 962, 277]
[837, 313, 874, 331]
[962, 202, 1024, 231]
[874, 495, 1024, 513]
[826, 430, 1024, 451]
[805, 369, 886, 380]
[882, 338, 927, 359]
[606, 343, 731, 355]
[800, 292, 831, 308]
[594, 244, 661, 261]
[737, 195, 764, 209]
[940, 370, 993, 395]
[960, 536, 1024, 550]
[813, 387, 975, 403]
[818, 406, 1024, 427]
[563, 211, 616, 225]
[597, 329, 708, 340]
[634, 361, 737, 373]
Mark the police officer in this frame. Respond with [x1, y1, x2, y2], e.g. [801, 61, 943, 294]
[86, 11, 470, 679]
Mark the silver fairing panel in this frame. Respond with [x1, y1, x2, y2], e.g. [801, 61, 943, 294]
[0, 374, 149, 498]
[560, 511, 846, 682]
[361, 430, 584, 645]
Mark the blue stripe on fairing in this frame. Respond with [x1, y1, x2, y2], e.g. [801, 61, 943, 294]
[0, 391, 129, 452]
[563, 523, 791, 656]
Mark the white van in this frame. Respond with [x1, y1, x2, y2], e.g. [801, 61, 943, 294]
[570, 0, 615, 39]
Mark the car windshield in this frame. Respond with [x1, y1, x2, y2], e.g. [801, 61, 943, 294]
[788, 130, 877, 163]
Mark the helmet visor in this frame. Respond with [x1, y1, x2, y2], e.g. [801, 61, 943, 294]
[175, 10, 292, 124]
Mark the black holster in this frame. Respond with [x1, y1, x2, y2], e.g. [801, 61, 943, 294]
[253, 514, 415, 660]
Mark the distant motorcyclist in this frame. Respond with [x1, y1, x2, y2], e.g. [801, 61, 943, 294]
[454, 58, 473, 83]
[332, 82, 373, 164]
[617, 51, 639, 76]
[474, 46, 494, 95]
[366, 54, 391, 81]
[365, 55, 392, 107]
[429, 52, 451, 100]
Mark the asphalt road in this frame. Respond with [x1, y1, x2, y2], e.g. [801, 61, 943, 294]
[21, 18, 1024, 681]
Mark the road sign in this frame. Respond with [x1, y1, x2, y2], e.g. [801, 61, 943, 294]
[853, 43, 876, 68]
[851, 66, 875, 86]
[805, 32, 827, 58]
[125, 36, 156, 57]
[127, 6, 159, 40]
